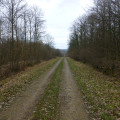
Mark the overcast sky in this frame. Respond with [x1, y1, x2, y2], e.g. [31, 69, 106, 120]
[26, 0, 94, 49]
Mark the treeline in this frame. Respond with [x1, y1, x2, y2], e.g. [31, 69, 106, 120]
[0, 0, 61, 79]
[68, 0, 120, 75]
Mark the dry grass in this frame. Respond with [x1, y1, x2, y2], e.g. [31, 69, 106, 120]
[68, 58, 120, 120]
[0, 58, 59, 109]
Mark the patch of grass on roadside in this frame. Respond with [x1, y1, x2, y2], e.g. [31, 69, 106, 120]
[67, 58, 120, 120]
[0, 58, 60, 109]
[31, 59, 63, 120]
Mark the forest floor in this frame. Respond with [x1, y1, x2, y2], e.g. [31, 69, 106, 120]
[0, 57, 119, 120]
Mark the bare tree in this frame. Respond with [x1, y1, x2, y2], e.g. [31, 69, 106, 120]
[68, 0, 120, 74]
[0, 0, 26, 69]
[0, 1, 61, 79]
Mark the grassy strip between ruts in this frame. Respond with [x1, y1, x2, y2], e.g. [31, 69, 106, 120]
[0, 58, 60, 109]
[67, 58, 120, 120]
[31, 59, 63, 120]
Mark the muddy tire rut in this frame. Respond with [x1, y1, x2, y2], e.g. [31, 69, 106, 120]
[59, 59, 88, 120]
[0, 59, 61, 120]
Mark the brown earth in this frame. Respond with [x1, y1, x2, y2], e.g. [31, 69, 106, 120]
[59, 58, 89, 120]
[0, 59, 61, 120]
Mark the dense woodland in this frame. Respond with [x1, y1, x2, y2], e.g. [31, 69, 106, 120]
[68, 0, 120, 75]
[0, 0, 61, 79]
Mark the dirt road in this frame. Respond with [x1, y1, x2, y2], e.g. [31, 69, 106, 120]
[0, 58, 89, 120]
[0, 59, 61, 120]
[59, 59, 88, 120]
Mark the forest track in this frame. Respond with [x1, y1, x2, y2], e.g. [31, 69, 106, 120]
[0, 59, 62, 120]
[59, 58, 88, 120]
